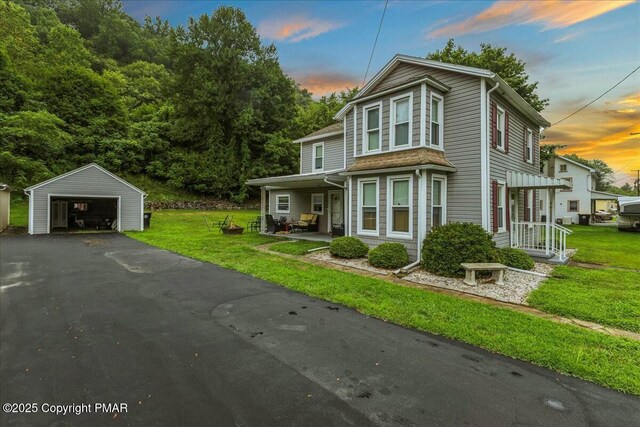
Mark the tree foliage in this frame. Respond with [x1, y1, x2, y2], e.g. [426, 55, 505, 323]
[562, 154, 615, 191]
[426, 39, 549, 111]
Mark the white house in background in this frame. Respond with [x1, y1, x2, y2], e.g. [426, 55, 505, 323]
[541, 156, 618, 224]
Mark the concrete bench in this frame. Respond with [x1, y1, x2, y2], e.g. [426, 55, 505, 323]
[460, 263, 506, 287]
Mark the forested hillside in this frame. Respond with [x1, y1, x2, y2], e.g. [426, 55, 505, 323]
[0, 0, 356, 201]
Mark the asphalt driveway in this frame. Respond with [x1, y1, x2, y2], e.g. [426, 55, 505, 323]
[1, 234, 638, 426]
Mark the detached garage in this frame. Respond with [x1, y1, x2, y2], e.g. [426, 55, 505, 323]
[25, 163, 146, 234]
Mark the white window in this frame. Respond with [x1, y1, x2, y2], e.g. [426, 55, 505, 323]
[312, 142, 324, 172]
[568, 200, 579, 212]
[430, 94, 443, 148]
[526, 128, 533, 163]
[387, 176, 413, 238]
[363, 103, 382, 153]
[527, 190, 534, 222]
[311, 193, 324, 215]
[358, 178, 378, 236]
[559, 164, 567, 172]
[496, 106, 505, 150]
[391, 93, 412, 148]
[497, 182, 506, 231]
[275, 194, 290, 214]
[431, 175, 447, 228]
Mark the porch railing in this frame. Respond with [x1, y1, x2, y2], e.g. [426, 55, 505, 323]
[510, 222, 573, 261]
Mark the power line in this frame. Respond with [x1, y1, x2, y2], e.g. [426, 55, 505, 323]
[362, 0, 389, 88]
[551, 65, 640, 127]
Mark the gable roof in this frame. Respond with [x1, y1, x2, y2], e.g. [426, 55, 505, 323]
[346, 147, 455, 173]
[556, 156, 596, 173]
[335, 54, 550, 128]
[293, 122, 343, 144]
[25, 163, 146, 195]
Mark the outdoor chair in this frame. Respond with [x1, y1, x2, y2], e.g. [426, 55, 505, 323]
[265, 214, 286, 233]
[247, 216, 261, 232]
[291, 213, 318, 232]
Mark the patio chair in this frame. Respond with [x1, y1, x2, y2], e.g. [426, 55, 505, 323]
[265, 214, 285, 233]
[291, 214, 318, 232]
[217, 215, 230, 232]
[247, 216, 261, 232]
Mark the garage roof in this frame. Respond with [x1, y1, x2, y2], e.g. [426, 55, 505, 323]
[25, 163, 146, 195]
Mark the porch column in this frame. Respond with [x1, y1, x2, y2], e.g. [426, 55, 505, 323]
[260, 186, 266, 233]
[545, 188, 551, 255]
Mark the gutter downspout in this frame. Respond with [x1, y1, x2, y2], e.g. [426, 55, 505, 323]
[323, 178, 346, 190]
[482, 80, 500, 231]
[394, 259, 420, 275]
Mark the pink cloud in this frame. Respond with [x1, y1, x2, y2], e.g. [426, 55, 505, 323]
[259, 17, 343, 42]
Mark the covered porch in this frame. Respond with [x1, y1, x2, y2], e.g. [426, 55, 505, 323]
[246, 171, 347, 239]
[506, 171, 573, 262]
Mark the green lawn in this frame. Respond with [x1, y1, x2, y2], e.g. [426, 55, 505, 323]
[268, 240, 330, 255]
[567, 225, 640, 269]
[529, 266, 640, 332]
[528, 226, 640, 332]
[126, 210, 640, 395]
[9, 199, 28, 227]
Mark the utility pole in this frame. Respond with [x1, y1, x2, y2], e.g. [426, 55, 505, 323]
[632, 170, 640, 196]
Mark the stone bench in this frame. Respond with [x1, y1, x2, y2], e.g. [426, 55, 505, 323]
[460, 263, 507, 287]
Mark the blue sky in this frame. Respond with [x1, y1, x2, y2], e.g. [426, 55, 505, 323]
[123, 1, 640, 185]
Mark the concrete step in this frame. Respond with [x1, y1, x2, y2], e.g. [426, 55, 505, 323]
[521, 249, 569, 265]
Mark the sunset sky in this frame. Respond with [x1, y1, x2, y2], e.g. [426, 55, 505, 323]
[123, 0, 640, 185]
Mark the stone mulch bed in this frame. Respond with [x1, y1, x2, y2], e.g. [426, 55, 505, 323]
[404, 263, 554, 305]
[307, 250, 393, 276]
[145, 200, 259, 210]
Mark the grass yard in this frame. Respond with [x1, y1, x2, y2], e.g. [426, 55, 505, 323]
[126, 210, 640, 395]
[567, 225, 639, 269]
[529, 266, 640, 333]
[9, 199, 28, 227]
[268, 240, 330, 255]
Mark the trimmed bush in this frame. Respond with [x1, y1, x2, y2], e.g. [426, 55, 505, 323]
[421, 222, 499, 277]
[499, 247, 535, 270]
[330, 236, 369, 259]
[368, 243, 409, 269]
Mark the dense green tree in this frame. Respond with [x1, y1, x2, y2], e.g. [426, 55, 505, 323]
[169, 6, 297, 200]
[0, 49, 30, 113]
[288, 88, 358, 139]
[563, 154, 614, 191]
[427, 39, 549, 111]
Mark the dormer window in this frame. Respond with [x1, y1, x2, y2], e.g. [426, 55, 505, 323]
[363, 103, 381, 153]
[430, 94, 443, 148]
[391, 94, 412, 148]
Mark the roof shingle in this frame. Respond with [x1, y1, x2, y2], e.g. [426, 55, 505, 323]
[347, 147, 455, 172]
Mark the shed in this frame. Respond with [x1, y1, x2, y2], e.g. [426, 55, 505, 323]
[0, 183, 11, 232]
[24, 164, 146, 234]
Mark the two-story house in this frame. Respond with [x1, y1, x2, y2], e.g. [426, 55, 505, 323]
[247, 55, 572, 262]
[541, 156, 618, 224]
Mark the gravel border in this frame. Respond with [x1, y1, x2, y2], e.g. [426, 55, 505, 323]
[307, 251, 393, 275]
[404, 263, 553, 305]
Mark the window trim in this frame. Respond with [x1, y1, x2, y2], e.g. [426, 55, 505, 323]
[310, 193, 324, 215]
[496, 106, 506, 152]
[431, 174, 447, 229]
[357, 177, 379, 237]
[390, 92, 413, 150]
[525, 128, 533, 164]
[312, 141, 324, 173]
[496, 181, 507, 232]
[386, 174, 413, 240]
[568, 200, 579, 212]
[559, 164, 568, 173]
[275, 194, 290, 214]
[429, 93, 444, 150]
[527, 189, 534, 222]
[362, 101, 383, 154]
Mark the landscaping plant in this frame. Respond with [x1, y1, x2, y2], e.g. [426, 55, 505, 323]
[498, 247, 535, 270]
[421, 222, 499, 277]
[329, 236, 369, 259]
[368, 243, 409, 269]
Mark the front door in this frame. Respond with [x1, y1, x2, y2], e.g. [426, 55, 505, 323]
[328, 191, 344, 233]
[51, 200, 68, 229]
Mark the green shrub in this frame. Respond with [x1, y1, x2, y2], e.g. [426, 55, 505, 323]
[421, 222, 499, 277]
[368, 243, 409, 269]
[499, 247, 535, 270]
[330, 236, 369, 259]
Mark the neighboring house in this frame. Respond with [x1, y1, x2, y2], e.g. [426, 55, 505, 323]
[541, 156, 618, 224]
[0, 183, 11, 232]
[24, 163, 147, 234]
[247, 54, 572, 262]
